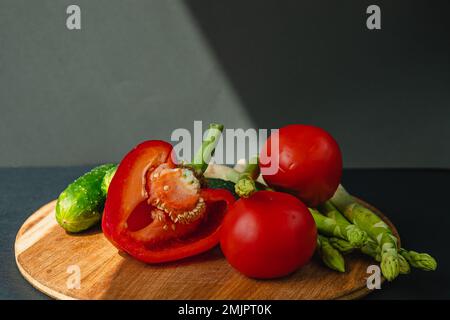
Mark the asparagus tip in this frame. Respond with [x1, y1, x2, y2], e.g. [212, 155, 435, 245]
[398, 254, 411, 274]
[381, 253, 400, 281]
[346, 225, 368, 248]
[403, 250, 437, 271]
[318, 236, 346, 273]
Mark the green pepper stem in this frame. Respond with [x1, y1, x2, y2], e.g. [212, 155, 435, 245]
[189, 123, 224, 175]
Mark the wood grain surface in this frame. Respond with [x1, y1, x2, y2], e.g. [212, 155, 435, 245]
[15, 199, 399, 300]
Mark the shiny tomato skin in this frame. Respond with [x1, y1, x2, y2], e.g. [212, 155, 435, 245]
[260, 124, 342, 207]
[220, 191, 317, 279]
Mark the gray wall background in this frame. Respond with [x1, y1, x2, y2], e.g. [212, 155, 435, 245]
[1, 0, 449, 168]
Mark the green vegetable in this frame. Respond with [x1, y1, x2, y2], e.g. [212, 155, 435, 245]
[319, 201, 350, 224]
[318, 201, 368, 247]
[360, 238, 381, 261]
[361, 239, 410, 274]
[206, 178, 239, 199]
[331, 185, 400, 281]
[397, 254, 411, 274]
[317, 235, 345, 272]
[320, 201, 368, 243]
[101, 165, 117, 195]
[309, 208, 367, 247]
[329, 237, 411, 275]
[399, 248, 437, 271]
[329, 237, 356, 254]
[322, 187, 436, 276]
[56, 164, 115, 233]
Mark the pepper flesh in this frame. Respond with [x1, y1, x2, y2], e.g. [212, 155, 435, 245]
[102, 140, 235, 263]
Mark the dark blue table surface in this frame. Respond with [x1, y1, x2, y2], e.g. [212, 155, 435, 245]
[1, 167, 449, 299]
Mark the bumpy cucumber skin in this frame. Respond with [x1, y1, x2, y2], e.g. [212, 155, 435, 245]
[56, 164, 116, 233]
[101, 165, 117, 196]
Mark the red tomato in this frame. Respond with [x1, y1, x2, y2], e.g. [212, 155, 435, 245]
[260, 124, 342, 207]
[220, 191, 317, 279]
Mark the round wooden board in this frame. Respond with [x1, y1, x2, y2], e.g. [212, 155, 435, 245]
[15, 199, 399, 300]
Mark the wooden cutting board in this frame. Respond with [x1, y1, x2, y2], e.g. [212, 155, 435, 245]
[15, 198, 399, 300]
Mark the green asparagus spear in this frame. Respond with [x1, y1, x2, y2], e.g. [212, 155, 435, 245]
[317, 235, 345, 272]
[331, 185, 400, 281]
[361, 238, 381, 261]
[319, 201, 351, 224]
[309, 208, 367, 247]
[329, 237, 356, 254]
[398, 254, 411, 274]
[330, 237, 410, 275]
[361, 239, 410, 274]
[399, 248, 437, 271]
[318, 201, 368, 247]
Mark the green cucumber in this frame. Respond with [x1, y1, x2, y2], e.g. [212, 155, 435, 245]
[56, 164, 116, 233]
[101, 165, 118, 195]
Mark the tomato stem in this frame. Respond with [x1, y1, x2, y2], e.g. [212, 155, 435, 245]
[235, 156, 260, 198]
[189, 123, 224, 175]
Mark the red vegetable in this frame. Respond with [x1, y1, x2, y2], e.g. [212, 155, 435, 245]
[260, 124, 342, 207]
[220, 191, 317, 279]
[102, 140, 235, 263]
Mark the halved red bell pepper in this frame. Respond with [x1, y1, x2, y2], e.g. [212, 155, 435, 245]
[102, 140, 235, 263]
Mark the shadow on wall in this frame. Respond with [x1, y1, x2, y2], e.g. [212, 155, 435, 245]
[183, 0, 450, 168]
